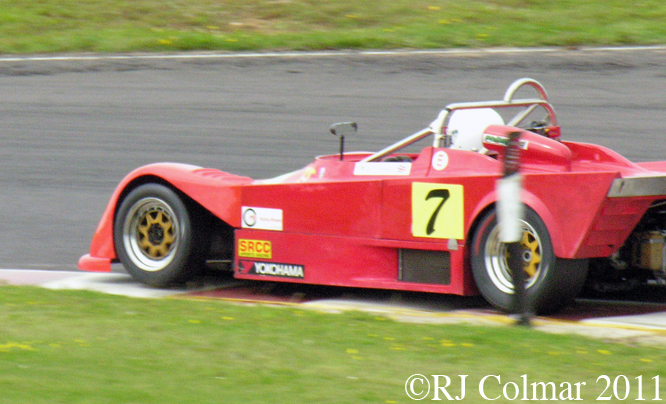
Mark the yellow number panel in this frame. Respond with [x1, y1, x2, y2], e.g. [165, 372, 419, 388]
[412, 183, 464, 239]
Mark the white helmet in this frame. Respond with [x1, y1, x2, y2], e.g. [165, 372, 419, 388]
[447, 108, 504, 153]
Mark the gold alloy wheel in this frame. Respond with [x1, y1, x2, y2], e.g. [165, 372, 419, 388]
[484, 219, 543, 294]
[122, 197, 180, 272]
[137, 208, 175, 259]
[520, 230, 542, 277]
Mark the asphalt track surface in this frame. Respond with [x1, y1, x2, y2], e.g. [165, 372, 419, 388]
[2, 46, 666, 278]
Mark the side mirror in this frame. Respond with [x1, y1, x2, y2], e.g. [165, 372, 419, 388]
[330, 122, 358, 138]
[330, 122, 358, 161]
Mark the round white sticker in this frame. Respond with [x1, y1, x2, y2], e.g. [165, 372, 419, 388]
[431, 150, 449, 171]
[242, 208, 257, 227]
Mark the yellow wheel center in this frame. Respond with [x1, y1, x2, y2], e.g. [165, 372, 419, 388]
[520, 231, 542, 277]
[504, 231, 542, 280]
[137, 210, 175, 259]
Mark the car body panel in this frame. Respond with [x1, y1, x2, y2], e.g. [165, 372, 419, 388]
[79, 163, 252, 272]
[79, 78, 666, 302]
[79, 132, 666, 289]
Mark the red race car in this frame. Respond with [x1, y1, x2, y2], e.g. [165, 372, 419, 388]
[79, 78, 666, 314]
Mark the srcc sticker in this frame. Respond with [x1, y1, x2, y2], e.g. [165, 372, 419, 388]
[238, 239, 272, 259]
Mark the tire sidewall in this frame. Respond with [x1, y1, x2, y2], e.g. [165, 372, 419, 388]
[113, 183, 195, 286]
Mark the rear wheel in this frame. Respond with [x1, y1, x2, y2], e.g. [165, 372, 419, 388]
[114, 183, 203, 286]
[470, 208, 588, 314]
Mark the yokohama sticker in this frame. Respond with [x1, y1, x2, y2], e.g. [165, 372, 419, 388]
[241, 206, 283, 231]
[238, 260, 305, 279]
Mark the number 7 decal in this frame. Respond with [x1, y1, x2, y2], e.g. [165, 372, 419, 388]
[412, 183, 464, 239]
[425, 189, 450, 235]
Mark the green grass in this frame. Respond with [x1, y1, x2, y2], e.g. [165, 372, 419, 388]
[1, 0, 666, 54]
[1, 286, 665, 403]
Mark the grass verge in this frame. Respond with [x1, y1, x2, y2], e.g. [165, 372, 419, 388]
[1, 286, 665, 403]
[1, 1, 666, 54]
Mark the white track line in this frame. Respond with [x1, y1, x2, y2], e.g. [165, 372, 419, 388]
[1, 45, 666, 63]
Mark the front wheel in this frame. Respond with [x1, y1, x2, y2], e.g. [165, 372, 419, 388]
[114, 183, 203, 286]
[470, 207, 588, 314]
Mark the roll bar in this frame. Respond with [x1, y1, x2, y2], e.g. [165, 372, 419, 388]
[361, 78, 556, 162]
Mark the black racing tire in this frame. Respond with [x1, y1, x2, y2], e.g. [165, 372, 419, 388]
[113, 183, 203, 287]
[470, 207, 588, 314]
